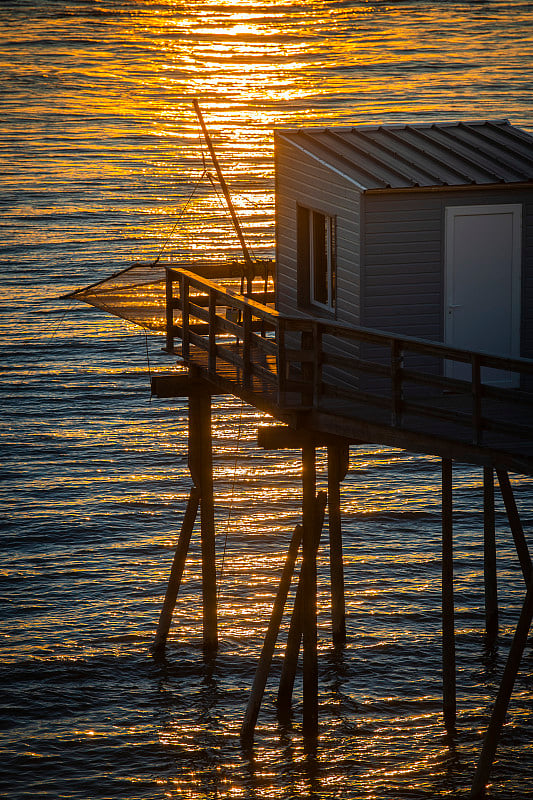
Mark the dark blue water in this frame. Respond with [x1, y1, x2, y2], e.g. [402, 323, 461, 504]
[1, 1, 533, 797]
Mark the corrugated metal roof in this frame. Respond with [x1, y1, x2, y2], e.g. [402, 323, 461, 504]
[276, 120, 533, 191]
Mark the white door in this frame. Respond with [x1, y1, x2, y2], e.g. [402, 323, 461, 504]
[445, 204, 521, 386]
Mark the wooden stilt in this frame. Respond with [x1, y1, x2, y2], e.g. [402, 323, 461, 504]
[152, 487, 201, 652]
[483, 466, 498, 641]
[277, 492, 327, 717]
[442, 457, 456, 734]
[189, 385, 218, 651]
[496, 468, 532, 584]
[240, 524, 303, 747]
[470, 577, 533, 799]
[328, 445, 348, 646]
[302, 441, 318, 736]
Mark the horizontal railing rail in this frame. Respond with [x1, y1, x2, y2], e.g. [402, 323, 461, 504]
[165, 268, 533, 451]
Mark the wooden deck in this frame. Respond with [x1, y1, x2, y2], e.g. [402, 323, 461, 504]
[149, 267, 533, 798]
[152, 267, 533, 475]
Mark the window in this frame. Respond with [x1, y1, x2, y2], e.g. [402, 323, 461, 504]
[297, 205, 336, 312]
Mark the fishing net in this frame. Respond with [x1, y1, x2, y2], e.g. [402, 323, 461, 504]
[67, 258, 275, 332]
[68, 262, 168, 331]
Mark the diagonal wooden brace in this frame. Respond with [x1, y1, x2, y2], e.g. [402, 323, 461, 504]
[277, 490, 328, 718]
[240, 523, 303, 747]
[470, 576, 533, 798]
[496, 468, 532, 584]
[152, 487, 201, 652]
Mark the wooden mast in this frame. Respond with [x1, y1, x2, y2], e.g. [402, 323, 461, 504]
[193, 100, 254, 272]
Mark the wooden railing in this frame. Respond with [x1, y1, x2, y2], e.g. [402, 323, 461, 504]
[166, 268, 280, 395]
[165, 268, 533, 449]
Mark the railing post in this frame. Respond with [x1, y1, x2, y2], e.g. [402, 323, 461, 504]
[181, 273, 190, 361]
[243, 305, 252, 389]
[472, 353, 482, 444]
[165, 269, 174, 353]
[277, 318, 287, 406]
[313, 322, 322, 408]
[301, 327, 314, 407]
[208, 288, 216, 376]
[391, 339, 403, 426]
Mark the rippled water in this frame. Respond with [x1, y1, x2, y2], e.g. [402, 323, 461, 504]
[1, 1, 533, 798]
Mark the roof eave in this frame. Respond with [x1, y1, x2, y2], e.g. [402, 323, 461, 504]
[364, 180, 533, 195]
[276, 133, 369, 191]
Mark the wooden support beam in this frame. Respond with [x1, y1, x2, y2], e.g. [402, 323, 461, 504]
[277, 491, 327, 717]
[483, 466, 498, 641]
[496, 468, 532, 585]
[135, 257, 275, 282]
[151, 372, 199, 398]
[152, 487, 201, 652]
[442, 458, 456, 734]
[240, 524, 303, 747]
[257, 424, 359, 451]
[189, 387, 218, 652]
[470, 577, 533, 799]
[302, 441, 318, 736]
[328, 445, 347, 645]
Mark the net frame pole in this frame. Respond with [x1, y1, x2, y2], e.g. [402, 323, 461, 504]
[193, 99, 253, 268]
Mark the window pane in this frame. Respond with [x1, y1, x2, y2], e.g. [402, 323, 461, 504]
[296, 205, 310, 306]
[313, 212, 328, 304]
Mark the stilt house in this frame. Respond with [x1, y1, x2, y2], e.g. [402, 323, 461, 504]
[69, 111, 533, 799]
[274, 119, 533, 385]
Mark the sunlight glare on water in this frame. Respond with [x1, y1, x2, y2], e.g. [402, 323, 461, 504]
[1, 1, 533, 798]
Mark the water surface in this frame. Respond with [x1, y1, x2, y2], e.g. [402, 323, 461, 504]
[1, 2, 533, 798]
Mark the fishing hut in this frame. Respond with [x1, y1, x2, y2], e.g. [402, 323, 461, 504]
[69, 108, 533, 799]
